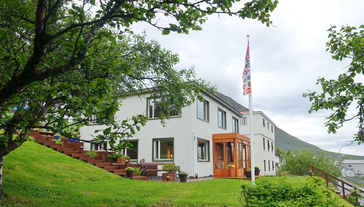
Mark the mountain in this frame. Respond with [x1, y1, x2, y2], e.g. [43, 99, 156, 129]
[214, 91, 364, 160]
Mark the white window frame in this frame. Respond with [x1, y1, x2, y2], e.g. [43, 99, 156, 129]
[148, 98, 180, 119]
[91, 141, 107, 151]
[218, 108, 226, 129]
[197, 99, 209, 122]
[197, 138, 210, 162]
[153, 138, 174, 161]
[232, 117, 239, 133]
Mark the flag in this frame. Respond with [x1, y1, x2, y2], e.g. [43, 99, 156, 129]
[242, 40, 251, 95]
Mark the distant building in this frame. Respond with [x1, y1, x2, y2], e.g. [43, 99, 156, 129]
[341, 160, 364, 177]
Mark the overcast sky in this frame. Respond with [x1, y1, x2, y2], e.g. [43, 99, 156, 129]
[131, 0, 364, 156]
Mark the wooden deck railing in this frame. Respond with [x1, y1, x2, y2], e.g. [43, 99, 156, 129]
[307, 164, 363, 204]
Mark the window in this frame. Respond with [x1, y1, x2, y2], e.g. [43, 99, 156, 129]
[271, 142, 274, 152]
[264, 160, 266, 172]
[263, 118, 265, 127]
[271, 125, 274, 133]
[90, 114, 98, 124]
[272, 161, 274, 171]
[197, 99, 209, 121]
[268, 160, 271, 171]
[153, 138, 174, 161]
[218, 109, 226, 129]
[197, 139, 209, 161]
[240, 117, 247, 125]
[263, 138, 265, 150]
[267, 122, 270, 130]
[91, 141, 107, 151]
[267, 140, 270, 151]
[120, 140, 138, 161]
[148, 98, 180, 119]
[232, 117, 239, 133]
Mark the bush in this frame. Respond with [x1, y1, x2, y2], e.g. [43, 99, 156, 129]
[162, 163, 178, 173]
[241, 176, 339, 206]
[133, 167, 142, 176]
[85, 151, 98, 157]
[107, 153, 122, 159]
[278, 149, 341, 178]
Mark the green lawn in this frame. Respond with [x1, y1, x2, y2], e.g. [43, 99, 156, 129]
[0, 141, 353, 206]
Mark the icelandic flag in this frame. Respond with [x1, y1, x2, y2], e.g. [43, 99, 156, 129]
[242, 40, 251, 95]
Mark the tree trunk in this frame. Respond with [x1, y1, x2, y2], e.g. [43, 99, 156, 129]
[0, 155, 5, 199]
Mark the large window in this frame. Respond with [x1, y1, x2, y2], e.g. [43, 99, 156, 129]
[153, 138, 174, 161]
[120, 140, 138, 161]
[148, 98, 180, 119]
[197, 139, 209, 161]
[218, 109, 226, 129]
[232, 117, 239, 133]
[197, 99, 209, 121]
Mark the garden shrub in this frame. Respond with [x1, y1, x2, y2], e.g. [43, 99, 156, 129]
[241, 176, 338, 207]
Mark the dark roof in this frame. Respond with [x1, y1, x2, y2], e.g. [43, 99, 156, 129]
[214, 91, 249, 112]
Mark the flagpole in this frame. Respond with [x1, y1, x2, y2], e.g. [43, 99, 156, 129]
[247, 34, 255, 185]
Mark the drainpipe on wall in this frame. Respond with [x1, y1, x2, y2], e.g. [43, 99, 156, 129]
[192, 131, 195, 177]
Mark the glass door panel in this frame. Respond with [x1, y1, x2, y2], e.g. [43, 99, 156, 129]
[214, 143, 224, 169]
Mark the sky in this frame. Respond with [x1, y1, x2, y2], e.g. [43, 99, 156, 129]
[130, 0, 364, 156]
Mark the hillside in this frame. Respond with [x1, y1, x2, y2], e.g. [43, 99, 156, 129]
[214, 91, 364, 160]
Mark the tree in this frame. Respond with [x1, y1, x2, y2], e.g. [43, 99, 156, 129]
[278, 149, 340, 178]
[0, 0, 278, 198]
[303, 25, 364, 143]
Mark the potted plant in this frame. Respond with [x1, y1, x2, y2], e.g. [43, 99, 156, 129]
[125, 167, 134, 178]
[245, 168, 252, 178]
[228, 164, 236, 177]
[254, 166, 260, 176]
[162, 163, 178, 181]
[117, 155, 130, 164]
[179, 171, 188, 183]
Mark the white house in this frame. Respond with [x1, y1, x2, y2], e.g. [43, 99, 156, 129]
[341, 160, 364, 177]
[240, 111, 276, 176]
[81, 91, 253, 178]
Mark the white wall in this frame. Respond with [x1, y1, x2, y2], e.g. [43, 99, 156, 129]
[80, 92, 244, 177]
[239, 112, 276, 176]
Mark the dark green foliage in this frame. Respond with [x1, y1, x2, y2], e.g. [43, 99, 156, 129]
[241, 176, 339, 207]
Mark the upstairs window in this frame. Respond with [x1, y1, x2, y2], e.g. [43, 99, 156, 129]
[267, 140, 270, 151]
[271, 125, 274, 133]
[240, 117, 247, 125]
[148, 98, 180, 119]
[232, 117, 239, 133]
[267, 122, 270, 130]
[197, 99, 209, 122]
[263, 119, 265, 127]
[263, 138, 265, 150]
[218, 109, 226, 129]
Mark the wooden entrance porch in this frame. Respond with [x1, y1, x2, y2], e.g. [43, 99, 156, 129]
[212, 133, 251, 178]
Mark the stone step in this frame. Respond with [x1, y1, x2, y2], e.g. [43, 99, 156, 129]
[102, 166, 121, 171]
[95, 162, 112, 167]
[71, 154, 88, 158]
[50, 145, 67, 150]
[79, 157, 96, 161]
[112, 169, 126, 174]
[87, 159, 104, 164]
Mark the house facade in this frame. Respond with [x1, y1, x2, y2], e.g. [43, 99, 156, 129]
[240, 111, 276, 176]
[340, 160, 364, 177]
[80, 91, 252, 177]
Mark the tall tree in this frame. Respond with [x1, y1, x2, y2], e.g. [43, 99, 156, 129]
[304, 25, 364, 143]
[0, 0, 278, 198]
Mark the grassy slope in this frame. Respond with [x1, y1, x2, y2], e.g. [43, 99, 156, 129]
[1, 141, 352, 206]
[2, 141, 243, 206]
